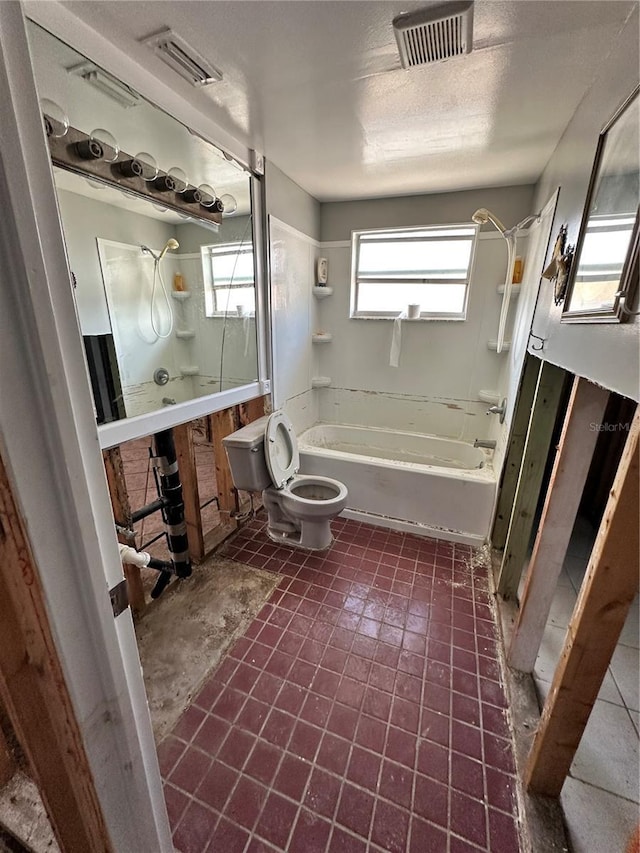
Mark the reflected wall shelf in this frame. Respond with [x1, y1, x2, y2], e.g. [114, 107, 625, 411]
[313, 286, 333, 298]
[312, 332, 332, 343]
[497, 284, 522, 296]
[311, 376, 332, 388]
[175, 329, 195, 339]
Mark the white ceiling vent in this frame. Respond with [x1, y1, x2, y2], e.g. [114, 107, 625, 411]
[393, 1, 474, 68]
[142, 29, 223, 87]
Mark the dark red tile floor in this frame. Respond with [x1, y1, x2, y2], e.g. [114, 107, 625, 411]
[159, 515, 521, 853]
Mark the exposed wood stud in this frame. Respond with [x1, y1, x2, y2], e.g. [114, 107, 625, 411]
[210, 408, 241, 524]
[0, 453, 113, 852]
[509, 378, 610, 671]
[102, 447, 144, 613]
[0, 720, 15, 787]
[526, 409, 639, 796]
[173, 422, 205, 562]
[497, 361, 568, 599]
[239, 395, 266, 427]
[492, 355, 542, 549]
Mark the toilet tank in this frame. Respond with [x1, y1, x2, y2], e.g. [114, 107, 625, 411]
[222, 415, 272, 492]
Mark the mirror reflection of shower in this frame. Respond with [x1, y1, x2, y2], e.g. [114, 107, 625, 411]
[141, 238, 179, 339]
[471, 207, 540, 353]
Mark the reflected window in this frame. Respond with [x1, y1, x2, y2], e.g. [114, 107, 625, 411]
[203, 243, 256, 316]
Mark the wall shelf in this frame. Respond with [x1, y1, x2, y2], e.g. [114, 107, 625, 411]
[487, 340, 511, 352]
[171, 291, 191, 301]
[313, 286, 333, 298]
[175, 329, 195, 339]
[312, 332, 332, 343]
[497, 284, 522, 296]
[311, 376, 332, 388]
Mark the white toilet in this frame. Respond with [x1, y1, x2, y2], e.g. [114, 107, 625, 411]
[223, 411, 348, 551]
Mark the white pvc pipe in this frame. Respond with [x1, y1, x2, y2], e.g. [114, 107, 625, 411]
[118, 543, 151, 568]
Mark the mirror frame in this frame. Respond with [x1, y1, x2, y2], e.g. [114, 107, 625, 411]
[561, 86, 639, 323]
[27, 13, 271, 449]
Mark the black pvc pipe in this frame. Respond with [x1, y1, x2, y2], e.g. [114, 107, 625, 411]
[152, 429, 192, 586]
[131, 497, 168, 524]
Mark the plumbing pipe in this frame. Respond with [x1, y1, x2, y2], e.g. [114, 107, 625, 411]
[130, 496, 168, 524]
[118, 543, 176, 574]
[151, 428, 192, 597]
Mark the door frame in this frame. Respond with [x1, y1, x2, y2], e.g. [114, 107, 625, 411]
[0, 4, 171, 849]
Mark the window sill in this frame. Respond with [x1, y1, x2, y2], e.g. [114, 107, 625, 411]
[349, 314, 466, 322]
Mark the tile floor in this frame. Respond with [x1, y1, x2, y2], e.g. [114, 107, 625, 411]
[533, 517, 640, 853]
[159, 516, 523, 853]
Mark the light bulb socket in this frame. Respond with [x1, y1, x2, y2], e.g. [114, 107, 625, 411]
[154, 174, 176, 192]
[183, 187, 202, 204]
[118, 159, 144, 178]
[75, 138, 104, 160]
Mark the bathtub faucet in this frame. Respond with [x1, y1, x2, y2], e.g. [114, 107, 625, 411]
[486, 398, 506, 423]
[473, 439, 496, 449]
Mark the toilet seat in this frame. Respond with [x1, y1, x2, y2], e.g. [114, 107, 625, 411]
[264, 411, 300, 489]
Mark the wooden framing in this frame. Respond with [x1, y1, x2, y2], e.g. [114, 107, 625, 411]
[526, 409, 639, 796]
[0, 453, 112, 852]
[508, 377, 610, 671]
[101, 397, 269, 587]
[173, 422, 205, 562]
[0, 722, 15, 788]
[497, 361, 568, 599]
[102, 447, 146, 615]
[492, 354, 542, 549]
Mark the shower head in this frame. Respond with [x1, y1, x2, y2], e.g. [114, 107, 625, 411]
[471, 208, 508, 234]
[159, 238, 179, 261]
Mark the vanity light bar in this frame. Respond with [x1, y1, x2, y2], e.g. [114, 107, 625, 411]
[142, 29, 223, 87]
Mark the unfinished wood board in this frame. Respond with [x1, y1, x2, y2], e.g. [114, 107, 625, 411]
[0, 726, 13, 789]
[174, 422, 205, 562]
[210, 408, 241, 521]
[509, 378, 609, 672]
[102, 447, 145, 613]
[0, 454, 112, 852]
[492, 355, 542, 549]
[135, 554, 280, 741]
[497, 361, 567, 600]
[526, 409, 639, 797]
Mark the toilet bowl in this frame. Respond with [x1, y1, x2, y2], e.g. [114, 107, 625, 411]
[222, 411, 348, 551]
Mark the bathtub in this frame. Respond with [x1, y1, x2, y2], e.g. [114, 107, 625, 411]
[297, 423, 497, 546]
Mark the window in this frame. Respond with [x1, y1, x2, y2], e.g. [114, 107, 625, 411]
[350, 223, 478, 319]
[202, 242, 255, 316]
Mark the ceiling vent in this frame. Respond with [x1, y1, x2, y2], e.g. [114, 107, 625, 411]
[393, 1, 474, 68]
[142, 29, 223, 87]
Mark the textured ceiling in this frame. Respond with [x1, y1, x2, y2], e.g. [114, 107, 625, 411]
[54, 0, 635, 201]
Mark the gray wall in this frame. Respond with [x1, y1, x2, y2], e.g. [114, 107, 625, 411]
[176, 215, 253, 253]
[57, 188, 176, 336]
[266, 161, 321, 240]
[530, 6, 639, 401]
[321, 185, 535, 242]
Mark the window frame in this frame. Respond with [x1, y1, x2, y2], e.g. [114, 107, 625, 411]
[349, 222, 479, 320]
[201, 241, 256, 317]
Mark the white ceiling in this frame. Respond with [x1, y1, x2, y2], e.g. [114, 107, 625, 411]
[57, 0, 635, 202]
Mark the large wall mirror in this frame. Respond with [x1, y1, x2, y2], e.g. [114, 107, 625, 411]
[562, 86, 639, 322]
[26, 22, 263, 439]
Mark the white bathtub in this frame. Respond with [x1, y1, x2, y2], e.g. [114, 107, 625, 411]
[297, 423, 496, 546]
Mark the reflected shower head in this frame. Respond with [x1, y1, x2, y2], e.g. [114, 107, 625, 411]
[471, 207, 508, 234]
[159, 238, 179, 260]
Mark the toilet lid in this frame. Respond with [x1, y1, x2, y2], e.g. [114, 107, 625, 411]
[264, 411, 299, 489]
